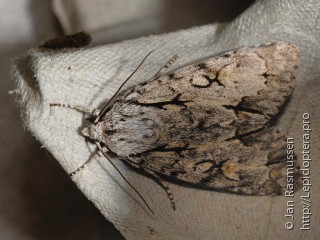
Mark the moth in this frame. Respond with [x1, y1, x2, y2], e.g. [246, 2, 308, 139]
[51, 42, 301, 211]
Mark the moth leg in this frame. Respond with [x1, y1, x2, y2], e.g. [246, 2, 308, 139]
[130, 163, 176, 210]
[50, 103, 100, 117]
[154, 55, 178, 78]
[69, 151, 101, 177]
[145, 169, 176, 210]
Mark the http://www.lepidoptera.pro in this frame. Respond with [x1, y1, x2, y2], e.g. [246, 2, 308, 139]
[51, 42, 301, 211]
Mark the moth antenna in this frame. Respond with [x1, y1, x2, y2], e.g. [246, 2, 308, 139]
[94, 51, 153, 123]
[69, 152, 101, 177]
[154, 54, 178, 78]
[130, 165, 176, 211]
[49, 103, 99, 117]
[95, 141, 154, 214]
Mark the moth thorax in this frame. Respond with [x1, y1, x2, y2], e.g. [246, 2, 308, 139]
[81, 123, 103, 141]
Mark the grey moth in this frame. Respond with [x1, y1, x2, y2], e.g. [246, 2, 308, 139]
[51, 42, 301, 211]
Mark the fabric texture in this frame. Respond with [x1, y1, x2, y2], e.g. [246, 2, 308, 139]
[13, 0, 320, 239]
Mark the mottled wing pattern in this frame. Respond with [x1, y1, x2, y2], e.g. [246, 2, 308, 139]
[102, 42, 301, 195]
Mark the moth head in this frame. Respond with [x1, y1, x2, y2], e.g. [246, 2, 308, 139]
[81, 123, 102, 141]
